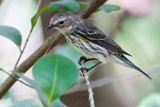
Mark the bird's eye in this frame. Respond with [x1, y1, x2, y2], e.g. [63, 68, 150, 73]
[59, 20, 64, 24]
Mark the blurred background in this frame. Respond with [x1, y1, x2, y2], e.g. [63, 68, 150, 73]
[0, 0, 160, 107]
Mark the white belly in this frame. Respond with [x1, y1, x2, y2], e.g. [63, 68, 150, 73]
[65, 34, 109, 64]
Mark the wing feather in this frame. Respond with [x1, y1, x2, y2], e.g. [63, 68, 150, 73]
[72, 21, 131, 56]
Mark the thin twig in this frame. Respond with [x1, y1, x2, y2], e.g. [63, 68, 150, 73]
[0, 68, 33, 88]
[14, 28, 33, 69]
[81, 70, 95, 107]
[44, 33, 60, 54]
[14, 0, 42, 69]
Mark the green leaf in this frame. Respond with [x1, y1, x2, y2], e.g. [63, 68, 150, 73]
[79, 1, 88, 9]
[48, 1, 62, 12]
[32, 54, 78, 106]
[100, 4, 120, 13]
[62, 0, 80, 12]
[0, 25, 22, 47]
[31, 4, 49, 28]
[48, 0, 80, 12]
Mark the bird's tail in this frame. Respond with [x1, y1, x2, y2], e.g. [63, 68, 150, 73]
[111, 55, 151, 79]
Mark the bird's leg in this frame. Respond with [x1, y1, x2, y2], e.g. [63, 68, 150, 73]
[80, 61, 101, 72]
[79, 60, 102, 76]
[88, 61, 101, 71]
[78, 56, 97, 65]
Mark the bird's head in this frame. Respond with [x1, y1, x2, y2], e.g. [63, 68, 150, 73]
[47, 13, 79, 33]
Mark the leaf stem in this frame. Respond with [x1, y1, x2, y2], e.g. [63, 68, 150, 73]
[0, 68, 33, 88]
[14, 28, 33, 69]
[14, 0, 42, 69]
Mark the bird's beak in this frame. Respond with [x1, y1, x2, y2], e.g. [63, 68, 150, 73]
[46, 24, 55, 30]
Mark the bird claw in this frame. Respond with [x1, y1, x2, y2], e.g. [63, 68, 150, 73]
[78, 56, 88, 65]
[79, 67, 88, 76]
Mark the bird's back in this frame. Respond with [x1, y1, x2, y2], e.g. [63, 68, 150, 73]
[72, 20, 131, 56]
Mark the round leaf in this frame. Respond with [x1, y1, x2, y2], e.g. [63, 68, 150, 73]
[32, 54, 78, 105]
[48, 0, 80, 12]
[79, 1, 88, 9]
[48, 1, 62, 12]
[0, 25, 22, 47]
[62, 0, 80, 12]
[100, 4, 120, 13]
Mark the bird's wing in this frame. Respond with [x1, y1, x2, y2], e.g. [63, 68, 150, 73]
[72, 21, 131, 56]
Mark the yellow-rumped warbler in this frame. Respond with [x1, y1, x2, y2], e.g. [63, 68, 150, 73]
[47, 12, 151, 79]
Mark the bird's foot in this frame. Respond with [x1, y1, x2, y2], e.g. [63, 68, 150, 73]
[78, 56, 88, 65]
[78, 56, 97, 66]
[79, 67, 88, 77]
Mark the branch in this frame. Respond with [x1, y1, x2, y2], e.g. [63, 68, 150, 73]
[0, 0, 108, 99]
[0, 0, 3, 5]
[79, 0, 107, 18]
[82, 71, 95, 107]
[0, 68, 33, 88]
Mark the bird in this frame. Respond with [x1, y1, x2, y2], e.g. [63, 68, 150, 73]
[47, 12, 151, 79]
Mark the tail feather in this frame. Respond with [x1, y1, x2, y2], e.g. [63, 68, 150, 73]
[112, 55, 151, 80]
